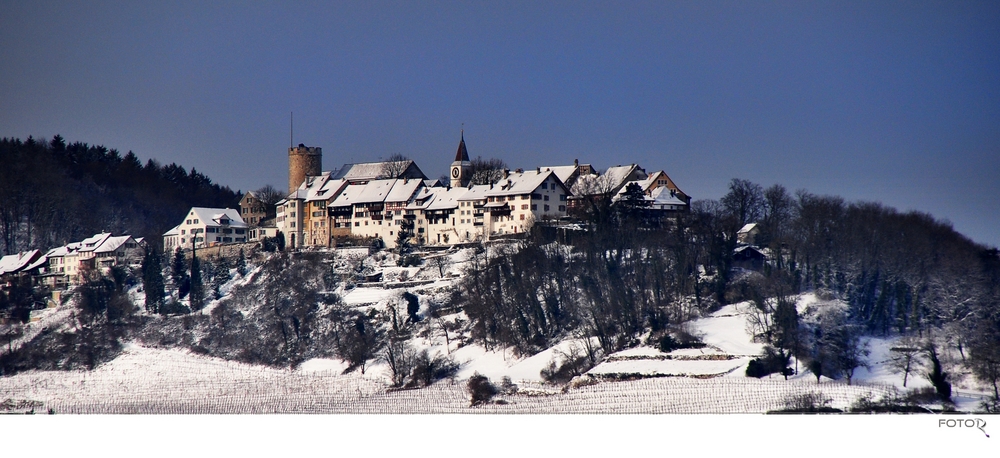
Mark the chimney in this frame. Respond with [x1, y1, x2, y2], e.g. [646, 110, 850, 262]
[574, 158, 579, 167]
[503, 168, 509, 179]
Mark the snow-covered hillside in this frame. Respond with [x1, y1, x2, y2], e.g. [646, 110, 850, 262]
[0, 246, 994, 413]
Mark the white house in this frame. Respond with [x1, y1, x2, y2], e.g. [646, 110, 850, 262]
[163, 208, 247, 251]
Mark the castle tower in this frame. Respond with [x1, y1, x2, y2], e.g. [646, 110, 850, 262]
[288, 144, 322, 193]
[450, 131, 472, 188]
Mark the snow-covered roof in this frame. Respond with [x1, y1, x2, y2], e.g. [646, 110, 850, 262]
[329, 184, 366, 208]
[457, 184, 491, 202]
[331, 161, 427, 182]
[604, 164, 646, 188]
[385, 178, 424, 203]
[353, 180, 396, 204]
[540, 166, 579, 185]
[24, 255, 48, 272]
[425, 187, 467, 211]
[486, 170, 566, 197]
[0, 250, 42, 275]
[404, 187, 437, 211]
[45, 246, 72, 258]
[648, 186, 688, 207]
[738, 223, 758, 234]
[163, 225, 181, 237]
[187, 207, 247, 228]
[94, 235, 134, 254]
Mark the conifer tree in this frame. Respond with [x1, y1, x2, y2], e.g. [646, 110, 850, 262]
[190, 246, 204, 311]
[141, 248, 165, 314]
[236, 248, 247, 276]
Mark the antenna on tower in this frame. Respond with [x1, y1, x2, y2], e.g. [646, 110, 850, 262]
[290, 111, 293, 148]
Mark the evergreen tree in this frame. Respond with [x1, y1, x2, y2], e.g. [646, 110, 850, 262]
[235, 248, 247, 276]
[190, 248, 204, 311]
[141, 248, 165, 314]
[171, 248, 190, 298]
[211, 256, 231, 299]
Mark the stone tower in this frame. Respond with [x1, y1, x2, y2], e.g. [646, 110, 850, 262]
[450, 131, 471, 188]
[288, 144, 322, 193]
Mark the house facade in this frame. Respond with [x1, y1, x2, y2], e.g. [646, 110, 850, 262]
[163, 208, 248, 251]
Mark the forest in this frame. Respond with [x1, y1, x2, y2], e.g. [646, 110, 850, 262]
[456, 179, 1000, 401]
[0, 135, 241, 255]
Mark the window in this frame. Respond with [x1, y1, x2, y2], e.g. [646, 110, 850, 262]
[355, 222, 360, 227]
[541, 182, 548, 189]
[181, 229, 186, 235]
[193, 219, 199, 224]
[559, 205, 566, 212]
[186, 219, 191, 224]
[520, 214, 525, 220]
[560, 194, 567, 201]
[544, 195, 549, 201]
[290, 222, 295, 228]
[544, 205, 550, 211]
[521, 204, 528, 210]
[531, 204, 537, 211]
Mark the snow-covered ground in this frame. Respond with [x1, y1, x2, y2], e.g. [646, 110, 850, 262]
[1, 248, 994, 413]
[0, 343, 899, 414]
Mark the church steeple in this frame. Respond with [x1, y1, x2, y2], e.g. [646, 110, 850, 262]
[455, 130, 470, 162]
[450, 130, 472, 187]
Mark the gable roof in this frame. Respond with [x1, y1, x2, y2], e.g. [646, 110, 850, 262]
[385, 178, 424, 203]
[331, 160, 428, 183]
[187, 207, 247, 228]
[486, 169, 568, 197]
[0, 250, 42, 275]
[425, 187, 468, 211]
[93, 235, 134, 254]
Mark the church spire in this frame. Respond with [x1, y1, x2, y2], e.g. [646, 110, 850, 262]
[455, 129, 470, 162]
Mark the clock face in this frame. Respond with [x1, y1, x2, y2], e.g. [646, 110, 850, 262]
[451, 167, 460, 178]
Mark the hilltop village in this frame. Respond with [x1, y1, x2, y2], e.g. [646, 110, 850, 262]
[172, 134, 692, 252]
[0, 135, 690, 291]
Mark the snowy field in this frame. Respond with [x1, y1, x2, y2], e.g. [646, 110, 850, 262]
[0, 343, 899, 414]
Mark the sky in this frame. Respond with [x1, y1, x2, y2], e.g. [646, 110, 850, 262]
[1, 1, 998, 247]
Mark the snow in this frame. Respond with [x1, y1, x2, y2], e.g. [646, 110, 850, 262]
[3, 244, 996, 414]
[343, 287, 400, 305]
[691, 302, 767, 356]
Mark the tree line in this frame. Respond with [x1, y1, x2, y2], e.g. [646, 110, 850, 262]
[0, 135, 241, 255]
[456, 178, 1000, 400]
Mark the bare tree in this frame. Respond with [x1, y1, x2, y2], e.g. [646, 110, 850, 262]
[469, 156, 508, 185]
[721, 178, 765, 228]
[383, 337, 417, 387]
[254, 184, 285, 206]
[888, 335, 923, 387]
[379, 154, 410, 179]
[430, 254, 451, 278]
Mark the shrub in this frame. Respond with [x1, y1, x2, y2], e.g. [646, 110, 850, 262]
[397, 254, 422, 267]
[657, 328, 707, 353]
[498, 376, 518, 395]
[467, 373, 498, 406]
[745, 346, 792, 378]
[406, 350, 459, 387]
[770, 392, 842, 413]
[540, 348, 593, 384]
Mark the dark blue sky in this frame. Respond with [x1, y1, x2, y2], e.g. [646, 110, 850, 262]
[2, 1, 998, 247]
